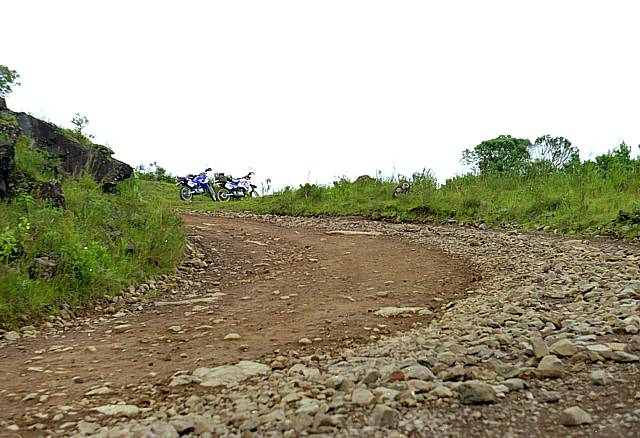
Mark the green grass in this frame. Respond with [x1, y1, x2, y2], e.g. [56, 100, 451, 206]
[160, 163, 640, 241]
[0, 142, 184, 328]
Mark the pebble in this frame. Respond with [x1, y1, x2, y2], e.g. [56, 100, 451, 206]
[224, 333, 241, 340]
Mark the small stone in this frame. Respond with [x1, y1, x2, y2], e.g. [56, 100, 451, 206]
[369, 405, 398, 428]
[94, 404, 140, 417]
[503, 378, 526, 391]
[362, 369, 381, 385]
[168, 325, 182, 333]
[85, 386, 113, 396]
[560, 406, 593, 426]
[608, 351, 639, 362]
[537, 355, 564, 378]
[549, 339, 578, 357]
[538, 391, 561, 403]
[403, 364, 435, 381]
[4, 331, 20, 341]
[86, 346, 98, 353]
[291, 413, 313, 433]
[629, 336, 640, 351]
[351, 388, 374, 406]
[77, 421, 100, 435]
[529, 335, 549, 359]
[456, 380, 497, 405]
[224, 333, 241, 340]
[112, 324, 132, 334]
[298, 338, 312, 345]
[429, 385, 454, 398]
[590, 369, 611, 385]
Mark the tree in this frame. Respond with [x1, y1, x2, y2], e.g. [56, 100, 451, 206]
[461, 135, 531, 174]
[529, 135, 579, 170]
[71, 113, 90, 134]
[0, 65, 21, 98]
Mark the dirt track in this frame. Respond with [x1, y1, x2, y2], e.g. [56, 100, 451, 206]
[1, 212, 639, 437]
[0, 213, 475, 435]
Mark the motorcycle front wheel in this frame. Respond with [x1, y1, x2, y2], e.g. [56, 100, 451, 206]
[250, 190, 260, 198]
[217, 188, 231, 202]
[179, 187, 193, 202]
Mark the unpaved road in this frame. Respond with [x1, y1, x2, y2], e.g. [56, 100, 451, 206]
[1, 212, 639, 437]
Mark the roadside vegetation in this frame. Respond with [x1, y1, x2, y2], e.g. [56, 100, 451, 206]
[0, 134, 183, 329]
[161, 135, 640, 242]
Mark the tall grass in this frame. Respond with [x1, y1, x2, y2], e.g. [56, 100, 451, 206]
[164, 162, 640, 241]
[0, 145, 184, 327]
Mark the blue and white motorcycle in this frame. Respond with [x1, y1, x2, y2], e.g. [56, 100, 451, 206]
[217, 172, 259, 201]
[175, 168, 217, 202]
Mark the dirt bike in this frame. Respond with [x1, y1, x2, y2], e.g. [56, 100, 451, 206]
[175, 168, 217, 202]
[392, 181, 411, 198]
[217, 172, 259, 201]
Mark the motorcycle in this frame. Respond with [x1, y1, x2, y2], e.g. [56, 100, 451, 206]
[392, 180, 411, 198]
[216, 172, 259, 201]
[175, 168, 217, 202]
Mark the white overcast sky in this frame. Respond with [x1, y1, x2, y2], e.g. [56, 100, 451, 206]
[3, 1, 640, 189]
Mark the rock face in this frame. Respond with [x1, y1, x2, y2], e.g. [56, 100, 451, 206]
[0, 136, 14, 199]
[1, 101, 132, 200]
[0, 97, 16, 199]
[15, 112, 132, 186]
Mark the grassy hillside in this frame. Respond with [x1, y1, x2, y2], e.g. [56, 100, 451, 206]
[0, 139, 183, 328]
[159, 160, 640, 241]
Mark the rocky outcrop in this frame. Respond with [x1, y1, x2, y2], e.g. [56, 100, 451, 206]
[0, 136, 13, 199]
[14, 112, 132, 185]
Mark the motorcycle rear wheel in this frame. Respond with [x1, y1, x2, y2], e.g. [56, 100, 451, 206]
[217, 188, 231, 202]
[179, 187, 193, 202]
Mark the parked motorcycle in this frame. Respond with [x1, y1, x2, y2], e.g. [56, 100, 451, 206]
[175, 168, 217, 202]
[392, 181, 411, 198]
[217, 172, 259, 201]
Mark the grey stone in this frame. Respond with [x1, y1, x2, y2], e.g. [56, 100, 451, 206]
[590, 369, 611, 385]
[193, 361, 270, 387]
[549, 339, 578, 357]
[3, 331, 20, 341]
[529, 335, 549, 359]
[429, 385, 454, 398]
[352, 388, 374, 406]
[403, 364, 435, 381]
[369, 405, 399, 428]
[456, 380, 497, 405]
[560, 406, 593, 426]
[94, 404, 140, 417]
[537, 355, 564, 378]
[538, 391, 561, 403]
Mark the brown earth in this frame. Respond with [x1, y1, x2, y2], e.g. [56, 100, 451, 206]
[0, 213, 476, 434]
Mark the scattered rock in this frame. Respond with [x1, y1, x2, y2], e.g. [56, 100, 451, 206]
[224, 333, 241, 340]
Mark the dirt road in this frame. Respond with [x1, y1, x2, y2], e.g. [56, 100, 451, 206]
[0, 213, 475, 436]
[1, 212, 639, 437]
